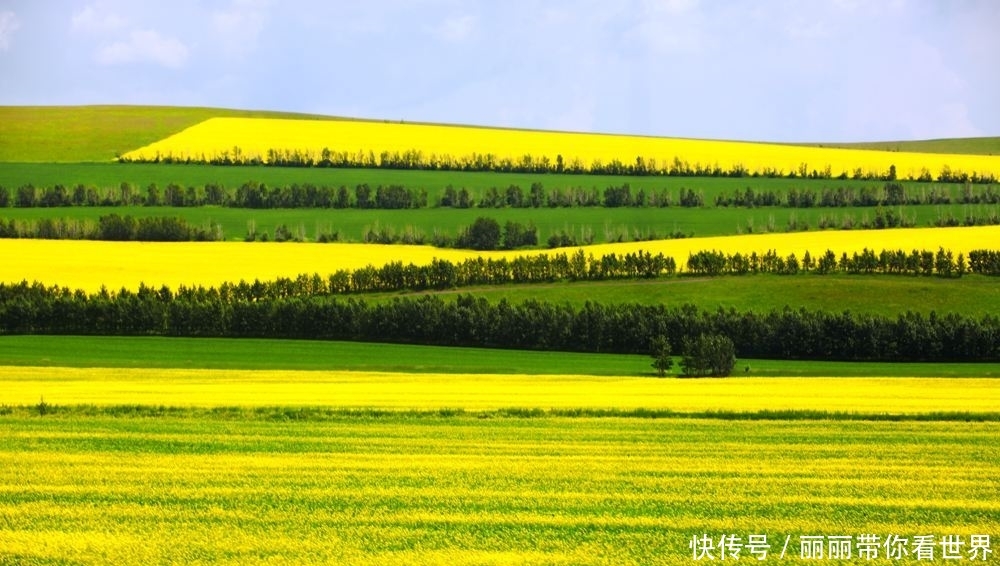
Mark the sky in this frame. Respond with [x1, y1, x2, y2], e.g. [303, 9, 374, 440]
[0, 0, 998, 143]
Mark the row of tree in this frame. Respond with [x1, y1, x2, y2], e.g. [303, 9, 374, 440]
[716, 183, 1000, 208]
[118, 147, 999, 184]
[4, 245, 992, 309]
[1, 287, 997, 362]
[687, 248, 975, 277]
[0, 182, 431, 210]
[7, 181, 999, 211]
[0, 215, 223, 241]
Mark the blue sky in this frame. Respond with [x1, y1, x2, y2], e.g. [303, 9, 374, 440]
[0, 0, 998, 142]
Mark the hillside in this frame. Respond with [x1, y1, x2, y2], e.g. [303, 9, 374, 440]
[801, 137, 1000, 156]
[2, 105, 998, 169]
[0, 105, 339, 163]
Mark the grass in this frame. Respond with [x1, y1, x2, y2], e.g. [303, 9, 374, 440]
[3, 201, 1000, 243]
[0, 160, 947, 195]
[1, 161, 993, 200]
[0, 106, 343, 163]
[2, 336, 1000, 378]
[803, 137, 1000, 156]
[370, 273, 1000, 317]
[0, 416, 997, 565]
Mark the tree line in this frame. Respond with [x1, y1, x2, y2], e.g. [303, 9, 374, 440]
[0, 181, 705, 210]
[0, 214, 223, 241]
[1, 285, 998, 362]
[6, 181, 999, 212]
[716, 182, 1000, 208]
[686, 248, 978, 277]
[117, 146, 999, 184]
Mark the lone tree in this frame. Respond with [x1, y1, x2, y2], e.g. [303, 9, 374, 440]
[680, 334, 736, 377]
[649, 335, 673, 377]
[458, 217, 502, 250]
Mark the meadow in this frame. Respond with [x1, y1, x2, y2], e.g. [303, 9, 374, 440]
[0, 106, 339, 163]
[370, 273, 1000, 317]
[4, 201, 1000, 244]
[1, 416, 997, 565]
[4, 335, 1000, 376]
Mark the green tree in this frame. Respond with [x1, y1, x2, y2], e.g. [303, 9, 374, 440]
[680, 334, 736, 377]
[649, 335, 673, 377]
[459, 217, 502, 250]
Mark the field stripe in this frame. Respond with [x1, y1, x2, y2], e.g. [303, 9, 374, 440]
[3, 366, 999, 413]
[2, 225, 999, 291]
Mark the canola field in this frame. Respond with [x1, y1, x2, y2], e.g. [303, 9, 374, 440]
[1, 416, 997, 566]
[2, 225, 998, 292]
[122, 117, 1000, 181]
[5, 367, 1000, 414]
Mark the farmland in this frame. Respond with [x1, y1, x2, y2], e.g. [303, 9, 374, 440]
[2, 226, 999, 292]
[122, 116, 1000, 181]
[1, 416, 998, 565]
[0, 106, 342, 163]
[2, 105, 1000, 565]
[3, 335, 1000, 376]
[4, 201, 1000, 244]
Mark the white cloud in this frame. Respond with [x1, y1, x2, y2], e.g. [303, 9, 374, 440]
[213, 0, 269, 56]
[72, 4, 127, 33]
[434, 14, 477, 42]
[0, 11, 20, 51]
[97, 30, 189, 69]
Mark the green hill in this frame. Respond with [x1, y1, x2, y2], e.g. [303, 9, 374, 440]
[2, 105, 997, 163]
[0, 105, 339, 163]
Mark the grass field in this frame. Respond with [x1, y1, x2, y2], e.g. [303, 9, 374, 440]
[6, 161, 987, 207]
[3, 201, 1000, 243]
[1, 416, 997, 565]
[1, 226, 997, 292]
[805, 137, 1000, 156]
[370, 273, 1000, 317]
[3, 336, 1000, 377]
[0, 106, 342, 163]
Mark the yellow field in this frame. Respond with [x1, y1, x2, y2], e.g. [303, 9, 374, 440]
[4, 416, 996, 565]
[2, 226, 997, 291]
[122, 117, 1000, 180]
[4, 366, 998, 413]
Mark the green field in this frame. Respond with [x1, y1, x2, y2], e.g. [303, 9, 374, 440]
[2, 335, 999, 377]
[0, 161, 987, 200]
[0, 106, 344, 163]
[1, 415, 997, 565]
[369, 274, 1000, 317]
[804, 137, 1000, 156]
[3, 201, 997, 242]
